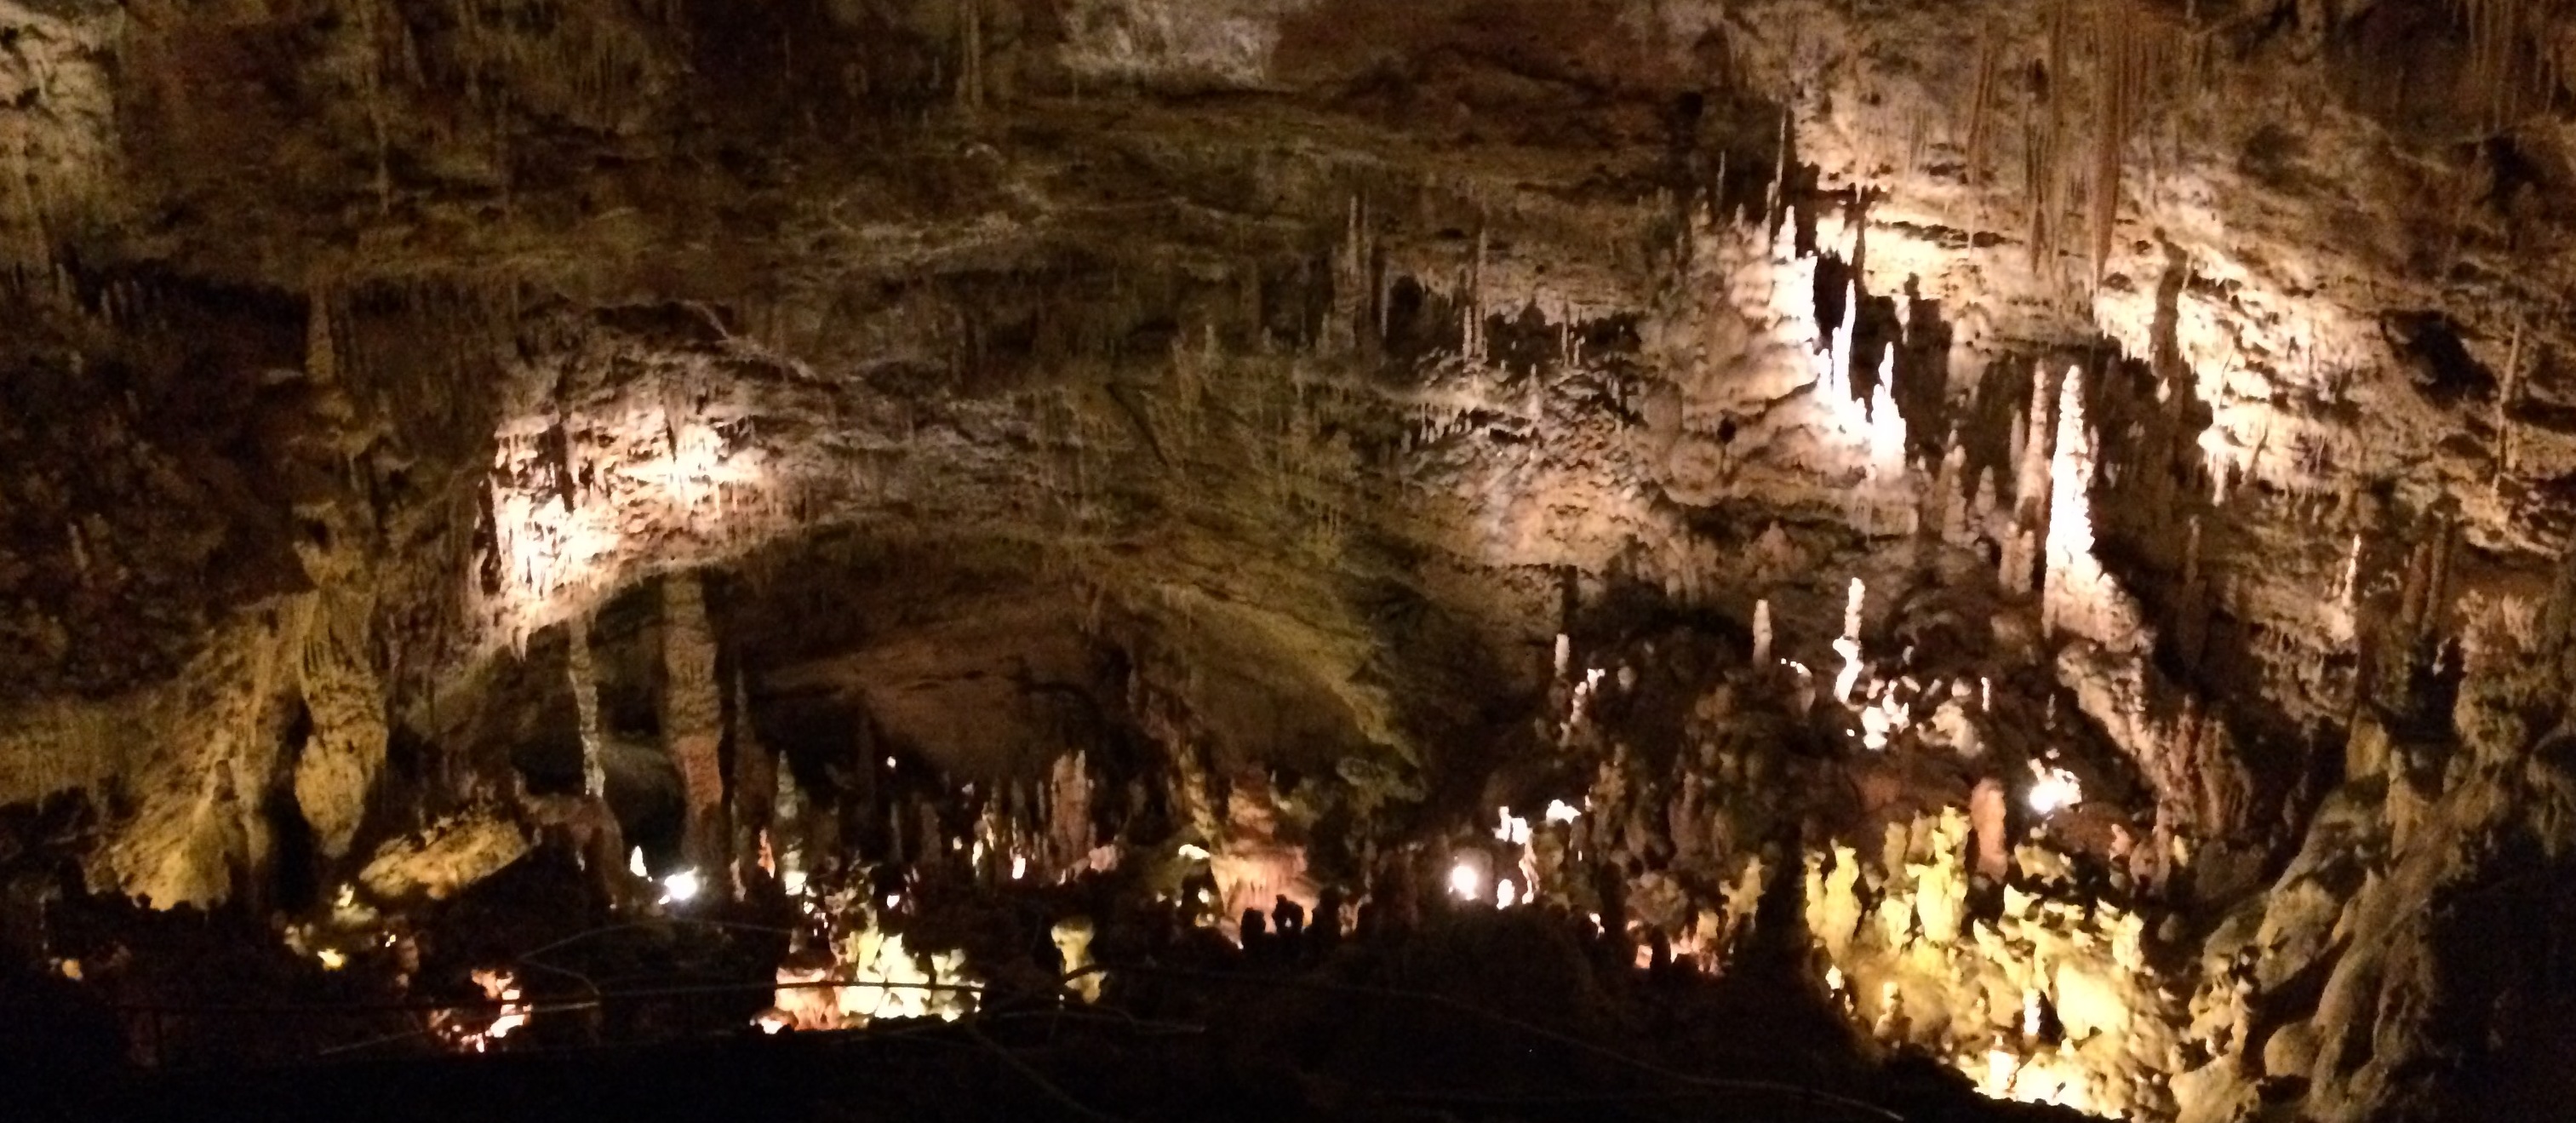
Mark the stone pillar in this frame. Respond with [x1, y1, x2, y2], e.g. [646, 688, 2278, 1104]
[567, 611, 627, 906]
[661, 572, 726, 879]
[730, 668, 774, 894]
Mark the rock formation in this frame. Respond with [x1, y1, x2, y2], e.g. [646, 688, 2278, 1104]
[4, 3, 2576, 1120]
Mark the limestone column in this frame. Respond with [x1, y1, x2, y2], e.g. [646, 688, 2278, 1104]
[730, 668, 774, 894]
[570, 614, 605, 800]
[567, 612, 628, 903]
[661, 572, 727, 879]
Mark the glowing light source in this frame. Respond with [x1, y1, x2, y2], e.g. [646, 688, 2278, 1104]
[316, 948, 347, 971]
[1984, 1047, 2018, 1095]
[1496, 879, 1520, 908]
[1010, 856, 1027, 881]
[2025, 767, 2084, 816]
[1543, 799, 1582, 824]
[1447, 859, 1483, 902]
[1176, 843, 1212, 861]
[661, 868, 704, 905]
[628, 847, 648, 879]
[1494, 808, 1531, 846]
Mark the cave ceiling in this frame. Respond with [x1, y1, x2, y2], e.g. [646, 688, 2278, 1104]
[7, 2, 2576, 1120]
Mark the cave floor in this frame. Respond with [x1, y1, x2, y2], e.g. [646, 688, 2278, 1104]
[51, 909, 2081, 1123]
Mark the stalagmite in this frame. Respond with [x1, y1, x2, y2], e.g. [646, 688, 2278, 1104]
[1753, 599, 1773, 665]
[661, 572, 727, 877]
[2041, 367, 2143, 651]
[1835, 578, 1866, 704]
[570, 614, 605, 800]
[731, 668, 774, 896]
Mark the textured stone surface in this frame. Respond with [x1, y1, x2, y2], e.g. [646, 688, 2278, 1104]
[4, 2, 2576, 1117]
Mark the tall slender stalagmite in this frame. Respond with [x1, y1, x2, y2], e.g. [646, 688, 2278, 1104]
[731, 667, 775, 894]
[570, 613, 604, 800]
[661, 572, 726, 878]
[566, 610, 629, 902]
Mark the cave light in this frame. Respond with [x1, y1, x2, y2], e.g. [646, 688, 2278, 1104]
[2025, 766, 2083, 816]
[661, 868, 705, 905]
[1176, 842, 1211, 861]
[1494, 807, 1531, 845]
[1495, 879, 1520, 908]
[1447, 859, 1483, 902]
[1010, 855, 1028, 881]
[1982, 1048, 2019, 1098]
[1543, 799, 1582, 824]
[628, 846, 648, 878]
[315, 948, 346, 971]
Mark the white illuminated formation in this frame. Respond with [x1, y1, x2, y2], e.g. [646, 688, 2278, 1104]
[1859, 689, 1909, 752]
[827, 913, 982, 1028]
[661, 868, 704, 905]
[1495, 879, 1520, 908]
[1494, 807, 1531, 846]
[1835, 577, 1867, 704]
[2026, 765, 2084, 816]
[2039, 367, 2147, 653]
[1543, 799, 1583, 824]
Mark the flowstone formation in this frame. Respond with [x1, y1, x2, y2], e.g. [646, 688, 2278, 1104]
[3, 3, 2576, 1121]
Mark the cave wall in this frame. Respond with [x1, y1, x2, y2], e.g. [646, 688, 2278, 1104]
[3, 0, 2576, 1117]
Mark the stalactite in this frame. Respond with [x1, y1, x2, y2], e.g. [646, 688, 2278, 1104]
[2463, 0, 2524, 126]
[2087, 0, 2154, 287]
[2497, 316, 2522, 479]
[1835, 578, 1866, 704]
[2028, 0, 2076, 272]
[1965, 28, 2002, 195]
[958, 0, 987, 115]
